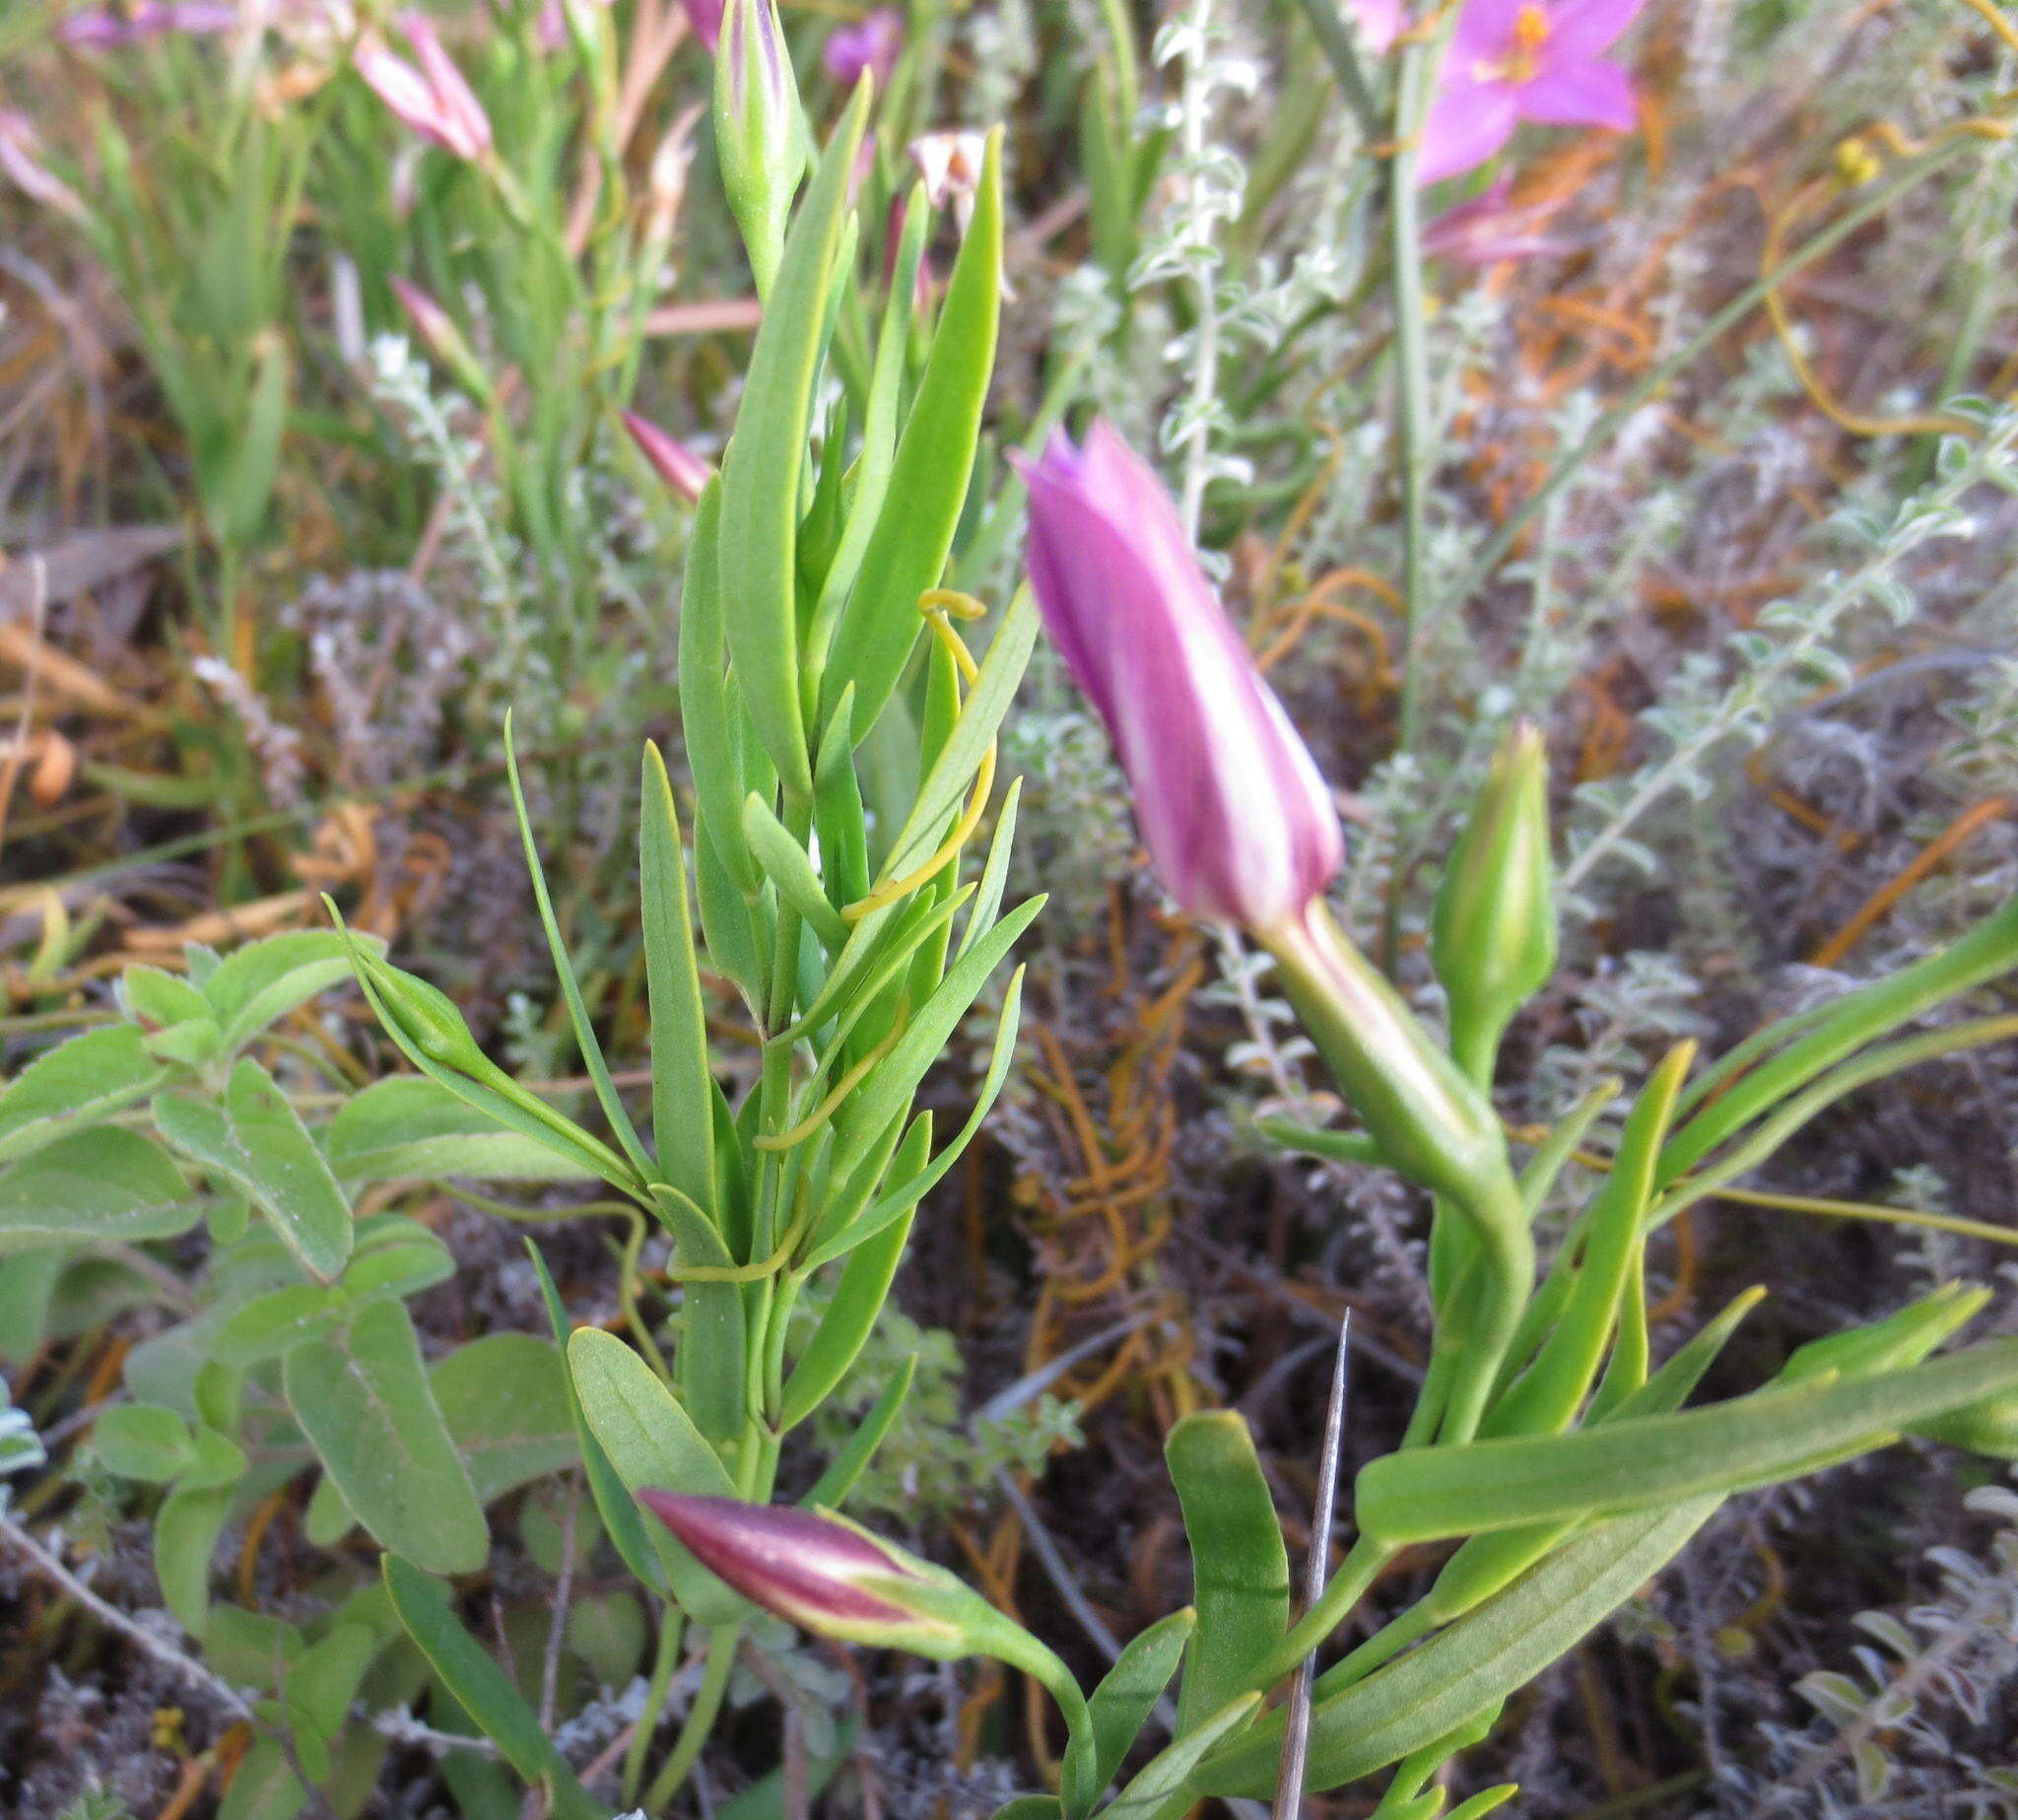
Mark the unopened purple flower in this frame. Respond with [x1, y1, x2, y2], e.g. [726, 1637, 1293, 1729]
[1421, 173, 1571, 266]
[1417, 0, 1645, 186]
[60, 2, 236, 47]
[681, 0, 724, 53]
[640, 1493, 960, 1648]
[356, 13, 492, 163]
[1016, 422, 1343, 930]
[823, 6, 901, 88]
[622, 410, 713, 504]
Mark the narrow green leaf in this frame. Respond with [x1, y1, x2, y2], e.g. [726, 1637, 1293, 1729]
[679, 479, 758, 896]
[827, 898, 1043, 1188]
[957, 776, 1023, 960]
[804, 964, 1026, 1269]
[650, 1183, 747, 1447]
[285, 1301, 488, 1575]
[527, 1243, 665, 1593]
[0, 1025, 167, 1164]
[1089, 1607, 1194, 1792]
[1193, 1500, 1718, 1797]
[1359, 1335, 2018, 1546]
[504, 717, 655, 1183]
[0, 1127, 206, 1248]
[717, 84, 872, 799]
[567, 1327, 744, 1622]
[381, 1555, 604, 1820]
[802, 1354, 915, 1511]
[1166, 1413, 1289, 1734]
[743, 789, 850, 949]
[781, 1205, 915, 1430]
[877, 586, 1037, 886]
[642, 743, 716, 1216]
[1105, 1693, 1259, 1820]
[821, 131, 1005, 743]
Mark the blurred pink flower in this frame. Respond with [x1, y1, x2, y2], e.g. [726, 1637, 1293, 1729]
[1421, 172, 1571, 265]
[1351, 0, 1401, 53]
[1016, 422, 1343, 930]
[622, 410, 713, 503]
[60, 2, 236, 46]
[1417, 0, 1644, 186]
[0, 110, 85, 219]
[823, 7, 901, 88]
[681, 0, 724, 53]
[355, 12, 492, 163]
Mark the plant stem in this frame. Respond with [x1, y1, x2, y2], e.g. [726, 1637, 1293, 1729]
[643, 1621, 742, 1813]
[622, 1605, 687, 1806]
[1386, 33, 1438, 755]
[1248, 1533, 1395, 1690]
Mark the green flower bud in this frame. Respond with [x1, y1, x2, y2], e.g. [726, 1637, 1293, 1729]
[714, 0, 809, 297]
[1432, 720, 1557, 1078]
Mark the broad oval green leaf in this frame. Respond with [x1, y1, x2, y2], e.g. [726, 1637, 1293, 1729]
[284, 1301, 487, 1576]
[326, 1076, 599, 1184]
[92, 1403, 195, 1482]
[431, 1333, 577, 1505]
[0, 1126, 206, 1250]
[202, 929, 382, 1054]
[0, 1024, 168, 1165]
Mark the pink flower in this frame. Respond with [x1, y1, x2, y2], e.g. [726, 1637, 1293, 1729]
[1421, 172, 1571, 265]
[355, 12, 492, 163]
[0, 111, 86, 220]
[823, 6, 901, 88]
[622, 410, 713, 504]
[639, 1493, 962, 1649]
[59, 2, 236, 46]
[1016, 422, 1343, 930]
[1351, 0, 1401, 52]
[681, 0, 724, 53]
[1416, 0, 1644, 186]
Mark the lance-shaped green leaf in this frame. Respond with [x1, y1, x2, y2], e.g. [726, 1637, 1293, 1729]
[679, 479, 759, 895]
[642, 742, 717, 1215]
[1088, 1608, 1195, 1792]
[957, 776, 1023, 961]
[821, 130, 1005, 744]
[326, 1076, 600, 1184]
[1483, 1042, 1692, 1439]
[1106, 1695, 1259, 1820]
[804, 963, 1027, 1268]
[826, 898, 1043, 1187]
[813, 684, 873, 910]
[806, 186, 931, 680]
[1358, 1335, 2018, 1547]
[285, 1300, 488, 1576]
[1167, 1412, 1290, 1734]
[528, 1244, 665, 1593]
[781, 1204, 916, 1431]
[567, 1327, 744, 1622]
[0, 1127, 206, 1248]
[1192, 1499, 1719, 1798]
[154, 1058, 352, 1283]
[877, 587, 1037, 887]
[504, 717, 655, 1183]
[650, 1182, 746, 1447]
[0, 1024, 168, 1164]
[803, 1354, 916, 1510]
[744, 790, 850, 949]
[331, 907, 640, 1194]
[1661, 891, 2018, 1183]
[382, 1555, 604, 1820]
[716, 84, 870, 801]
[1424, 1286, 1767, 1625]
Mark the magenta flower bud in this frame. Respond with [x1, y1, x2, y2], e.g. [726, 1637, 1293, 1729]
[681, 0, 724, 53]
[622, 410, 713, 504]
[59, 2, 236, 47]
[822, 6, 901, 88]
[1016, 421, 1344, 930]
[355, 16, 492, 163]
[639, 1492, 961, 1649]
[388, 277, 489, 396]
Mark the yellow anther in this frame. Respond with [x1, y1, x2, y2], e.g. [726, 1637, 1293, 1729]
[1834, 135, 1881, 188]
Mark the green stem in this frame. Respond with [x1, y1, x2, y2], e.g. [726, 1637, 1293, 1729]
[642, 1622, 743, 1813]
[1249, 1534, 1395, 1690]
[622, 1605, 686, 1806]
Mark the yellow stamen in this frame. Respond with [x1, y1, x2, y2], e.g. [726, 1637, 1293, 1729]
[1476, 2, 1550, 83]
